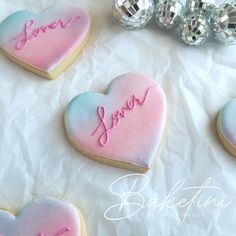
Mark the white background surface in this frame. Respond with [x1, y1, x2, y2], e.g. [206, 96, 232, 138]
[0, 0, 236, 235]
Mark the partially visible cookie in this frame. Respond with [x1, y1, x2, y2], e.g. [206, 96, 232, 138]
[0, 4, 91, 79]
[0, 197, 87, 236]
[217, 99, 236, 156]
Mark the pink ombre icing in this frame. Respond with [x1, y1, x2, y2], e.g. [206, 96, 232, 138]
[0, 198, 83, 236]
[65, 73, 167, 171]
[92, 87, 151, 147]
[0, 4, 91, 72]
[38, 227, 70, 236]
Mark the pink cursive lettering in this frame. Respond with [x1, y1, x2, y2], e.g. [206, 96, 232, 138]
[92, 87, 151, 147]
[38, 227, 70, 236]
[14, 16, 80, 50]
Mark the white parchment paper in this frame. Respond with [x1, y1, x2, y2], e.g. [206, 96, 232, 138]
[0, 0, 236, 235]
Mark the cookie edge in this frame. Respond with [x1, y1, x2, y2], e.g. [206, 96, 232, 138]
[216, 111, 236, 157]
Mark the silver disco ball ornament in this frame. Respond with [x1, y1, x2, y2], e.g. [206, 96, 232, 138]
[212, 2, 236, 45]
[155, 0, 184, 30]
[187, 0, 216, 16]
[113, 0, 155, 30]
[178, 14, 210, 46]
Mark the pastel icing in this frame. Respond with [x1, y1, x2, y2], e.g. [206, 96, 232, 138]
[0, 198, 84, 236]
[0, 4, 91, 74]
[218, 99, 236, 150]
[64, 73, 167, 171]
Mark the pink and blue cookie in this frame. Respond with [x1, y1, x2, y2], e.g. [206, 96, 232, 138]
[217, 99, 236, 156]
[64, 73, 167, 172]
[0, 197, 87, 236]
[0, 4, 91, 79]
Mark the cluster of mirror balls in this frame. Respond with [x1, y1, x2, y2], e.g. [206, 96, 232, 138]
[112, 0, 236, 46]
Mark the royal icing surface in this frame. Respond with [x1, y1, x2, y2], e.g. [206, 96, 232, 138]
[65, 73, 167, 169]
[0, 198, 82, 236]
[218, 99, 236, 148]
[0, 4, 91, 72]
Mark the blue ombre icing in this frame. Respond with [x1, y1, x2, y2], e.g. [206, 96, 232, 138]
[65, 92, 107, 139]
[218, 99, 236, 147]
[0, 10, 33, 47]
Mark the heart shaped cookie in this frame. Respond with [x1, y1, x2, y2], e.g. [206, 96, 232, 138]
[217, 99, 236, 156]
[0, 197, 87, 236]
[0, 4, 91, 79]
[64, 73, 167, 172]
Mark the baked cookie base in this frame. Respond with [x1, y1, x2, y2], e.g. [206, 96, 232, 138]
[78, 206, 87, 236]
[1, 30, 90, 80]
[216, 114, 236, 157]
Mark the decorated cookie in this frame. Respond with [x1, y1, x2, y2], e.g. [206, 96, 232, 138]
[0, 197, 87, 236]
[64, 73, 167, 172]
[217, 99, 236, 156]
[0, 4, 91, 79]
